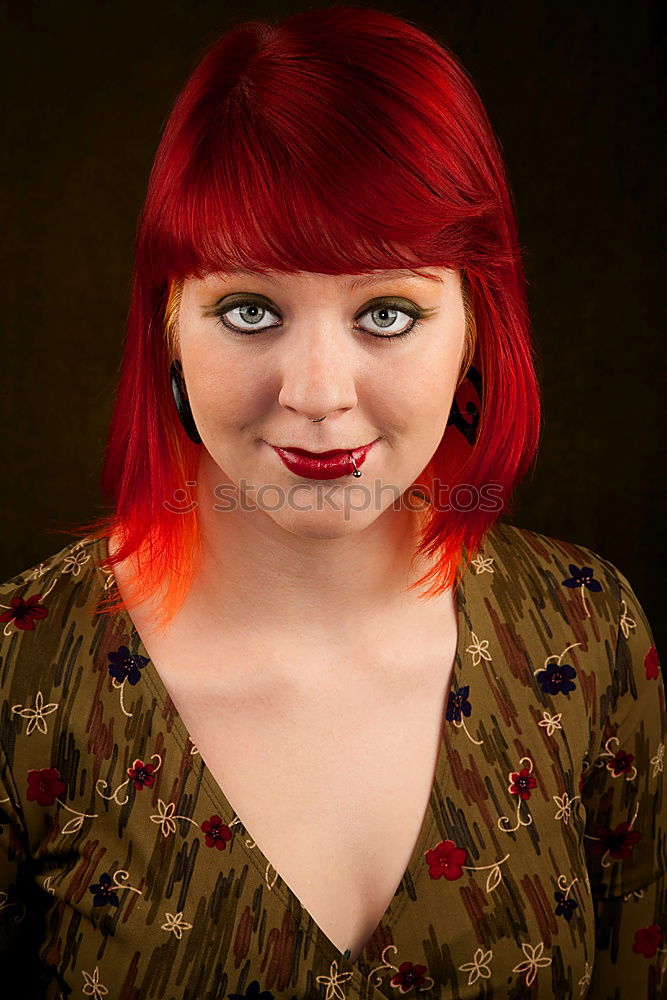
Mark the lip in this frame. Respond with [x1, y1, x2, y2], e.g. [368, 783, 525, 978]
[270, 440, 377, 480]
[277, 446, 361, 458]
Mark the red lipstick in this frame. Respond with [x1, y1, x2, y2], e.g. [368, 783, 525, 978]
[271, 440, 377, 480]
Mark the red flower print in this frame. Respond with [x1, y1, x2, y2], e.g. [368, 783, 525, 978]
[0, 594, 48, 631]
[633, 923, 663, 958]
[424, 839, 468, 881]
[589, 821, 641, 861]
[645, 645, 660, 680]
[509, 767, 537, 800]
[607, 749, 635, 778]
[26, 767, 66, 806]
[200, 814, 232, 850]
[389, 961, 429, 993]
[127, 759, 157, 790]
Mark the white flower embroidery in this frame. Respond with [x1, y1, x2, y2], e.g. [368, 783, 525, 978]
[315, 958, 354, 1000]
[466, 631, 492, 666]
[553, 791, 580, 825]
[651, 741, 665, 778]
[538, 710, 563, 736]
[471, 554, 494, 574]
[150, 800, 178, 837]
[459, 946, 493, 985]
[82, 965, 109, 998]
[149, 798, 198, 837]
[11, 690, 59, 735]
[578, 960, 592, 995]
[61, 547, 90, 576]
[27, 562, 50, 580]
[161, 911, 193, 939]
[512, 940, 552, 987]
[619, 598, 636, 639]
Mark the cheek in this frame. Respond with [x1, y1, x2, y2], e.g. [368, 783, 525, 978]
[181, 342, 258, 416]
[403, 340, 462, 441]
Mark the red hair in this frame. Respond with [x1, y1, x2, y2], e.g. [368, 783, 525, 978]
[57, 6, 542, 628]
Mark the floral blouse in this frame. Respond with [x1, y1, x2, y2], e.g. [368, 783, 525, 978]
[0, 521, 665, 999]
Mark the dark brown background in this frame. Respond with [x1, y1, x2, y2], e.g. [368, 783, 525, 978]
[1, 0, 665, 654]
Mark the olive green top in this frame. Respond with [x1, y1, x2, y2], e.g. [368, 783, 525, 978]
[1, 521, 665, 998]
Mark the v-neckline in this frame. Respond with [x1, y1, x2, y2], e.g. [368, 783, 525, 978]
[92, 533, 474, 980]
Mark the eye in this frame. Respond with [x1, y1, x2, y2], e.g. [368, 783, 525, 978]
[210, 294, 431, 341]
[214, 299, 280, 334]
[354, 301, 422, 339]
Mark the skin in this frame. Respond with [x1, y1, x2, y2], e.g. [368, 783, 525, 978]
[163, 265, 468, 662]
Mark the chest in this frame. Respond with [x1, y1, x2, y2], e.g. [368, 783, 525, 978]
[130, 612, 459, 963]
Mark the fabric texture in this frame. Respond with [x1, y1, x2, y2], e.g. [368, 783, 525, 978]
[0, 521, 665, 999]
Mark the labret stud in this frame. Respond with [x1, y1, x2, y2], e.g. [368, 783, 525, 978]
[350, 454, 362, 478]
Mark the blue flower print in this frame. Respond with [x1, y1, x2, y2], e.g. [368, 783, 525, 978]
[446, 685, 472, 723]
[227, 982, 277, 1000]
[89, 872, 120, 907]
[536, 661, 577, 696]
[554, 889, 579, 922]
[561, 563, 602, 618]
[107, 645, 149, 685]
[561, 564, 602, 592]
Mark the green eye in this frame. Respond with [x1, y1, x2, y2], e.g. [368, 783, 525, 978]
[354, 301, 422, 339]
[211, 294, 433, 342]
[217, 300, 280, 334]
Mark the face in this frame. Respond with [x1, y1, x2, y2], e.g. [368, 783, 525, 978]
[176, 267, 467, 538]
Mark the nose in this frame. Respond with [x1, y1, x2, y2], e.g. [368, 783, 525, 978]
[276, 323, 358, 421]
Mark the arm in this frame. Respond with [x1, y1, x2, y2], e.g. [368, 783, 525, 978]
[0, 737, 28, 956]
[581, 566, 667, 997]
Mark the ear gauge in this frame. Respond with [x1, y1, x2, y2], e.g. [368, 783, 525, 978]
[169, 359, 202, 445]
[447, 364, 482, 447]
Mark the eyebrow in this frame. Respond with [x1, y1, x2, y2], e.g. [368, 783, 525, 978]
[216, 268, 444, 291]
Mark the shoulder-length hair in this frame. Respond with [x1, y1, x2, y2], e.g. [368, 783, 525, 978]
[61, 5, 541, 629]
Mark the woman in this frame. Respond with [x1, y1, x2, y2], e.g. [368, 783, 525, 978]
[1, 6, 664, 998]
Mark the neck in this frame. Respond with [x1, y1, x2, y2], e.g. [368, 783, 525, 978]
[183, 450, 437, 643]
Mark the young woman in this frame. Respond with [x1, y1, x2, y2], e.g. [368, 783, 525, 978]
[1, 7, 664, 998]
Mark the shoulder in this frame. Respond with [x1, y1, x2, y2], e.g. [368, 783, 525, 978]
[0, 534, 105, 615]
[0, 535, 110, 694]
[478, 520, 657, 677]
[469, 522, 660, 746]
[464, 520, 648, 661]
[481, 519, 625, 610]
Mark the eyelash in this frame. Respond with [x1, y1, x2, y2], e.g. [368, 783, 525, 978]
[211, 297, 427, 343]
